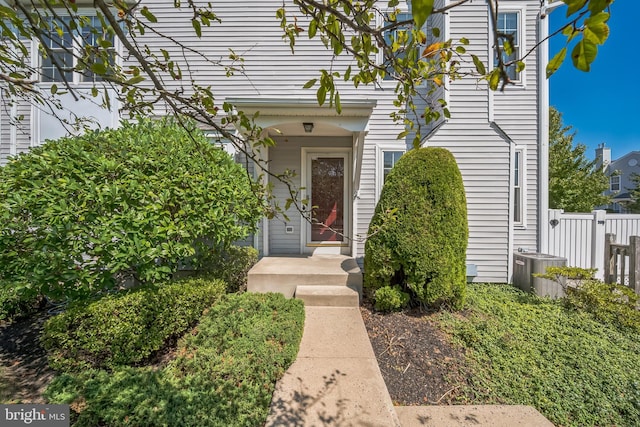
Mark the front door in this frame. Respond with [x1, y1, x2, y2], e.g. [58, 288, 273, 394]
[303, 150, 350, 254]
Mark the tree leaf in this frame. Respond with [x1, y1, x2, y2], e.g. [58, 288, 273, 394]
[303, 78, 317, 89]
[563, 0, 588, 17]
[546, 47, 567, 78]
[471, 54, 486, 75]
[140, 7, 158, 23]
[411, 0, 435, 29]
[571, 38, 597, 72]
[192, 19, 202, 38]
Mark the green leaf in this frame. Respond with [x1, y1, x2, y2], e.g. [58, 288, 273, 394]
[192, 19, 202, 38]
[316, 85, 327, 106]
[50, 84, 58, 95]
[432, 27, 440, 38]
[303, 78, 317, 89]
[126, 75, 145, 85]
[91, 86, 98, 97]
[563, 0, 588, 17]
[309, 19, 317, 38]
[571, 38, 597, 72]
[471, 54, 486, 75]
[335, 91, 342, 114]
[91, 62, 107, 75]
[588, 0, 612, 15]
[488, 69, 500, 90]
[411, 0, 435, 29]
[546, 47, 567, 78]
[140, 7, 158, 23]
[584, 12, 610, 45]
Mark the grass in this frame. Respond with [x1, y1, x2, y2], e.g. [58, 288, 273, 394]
[44, 292, 305, 427]
[435, 283, 640, 427]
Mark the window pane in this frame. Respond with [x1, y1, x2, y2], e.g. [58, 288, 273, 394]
[40, 18, 73, 83]
[383, 150, 404, 182]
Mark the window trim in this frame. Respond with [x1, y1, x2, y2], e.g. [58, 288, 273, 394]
[610, 175, 620, 192]
[513, 147, 526, 227]
[376, 146, 406, 201]
[35, 10, 119, 86]
[490, 4, 526, 88]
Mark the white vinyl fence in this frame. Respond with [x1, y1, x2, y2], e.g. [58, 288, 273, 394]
[545, 209, 640, 280]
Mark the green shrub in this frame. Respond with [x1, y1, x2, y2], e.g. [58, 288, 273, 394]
[45, 292, 305, 427]
[374, 285, 410, 312]
[565, 280, 640, 333]
[193, 245, 259, 292]
[41, 276, 226, 372]
[537, 266, 640, 333]
[0, 280, 43, 322]
[0, 117, 262, 300]
[364, 147, 468, 309]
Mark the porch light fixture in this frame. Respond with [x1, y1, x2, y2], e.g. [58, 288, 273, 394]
[303, 122, 314, 133]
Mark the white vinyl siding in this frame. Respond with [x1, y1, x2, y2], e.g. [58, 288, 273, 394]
[1, 0, 544, 283]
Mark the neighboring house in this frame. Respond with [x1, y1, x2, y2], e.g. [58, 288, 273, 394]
[596, 144, 640, 213]
[0, 0, 552, 284]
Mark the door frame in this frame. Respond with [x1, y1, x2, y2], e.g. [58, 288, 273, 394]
[300, 147, 352, 254]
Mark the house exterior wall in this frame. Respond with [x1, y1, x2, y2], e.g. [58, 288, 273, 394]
[0, 0, 546, 283]
[601, 150, 640, 212]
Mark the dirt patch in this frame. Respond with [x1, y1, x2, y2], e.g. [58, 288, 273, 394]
[0, 311, 56, 403]
[360, 300, 468, 406]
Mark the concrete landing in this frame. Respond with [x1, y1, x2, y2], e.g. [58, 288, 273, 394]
[395, 405, 555, 427]
[247, 255, 363, 301]
[265, 307, 401, 427]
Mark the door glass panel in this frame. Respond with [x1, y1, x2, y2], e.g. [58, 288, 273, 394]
[311, 157, 344, 242]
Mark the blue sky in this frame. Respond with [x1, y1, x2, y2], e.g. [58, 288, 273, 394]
[548, 1, 638, 161]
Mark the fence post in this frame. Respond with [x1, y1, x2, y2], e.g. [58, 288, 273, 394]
[591, 210, 607, 280]
[604, 233, 615, 284]
[547, 209, 563, 255]
[630, 236, 640, 295]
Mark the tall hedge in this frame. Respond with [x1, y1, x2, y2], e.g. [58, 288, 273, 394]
[364, 147, 468, 309]
[0, 117, 262, 299]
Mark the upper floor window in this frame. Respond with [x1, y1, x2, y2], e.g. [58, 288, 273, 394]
[381, 12, 420, 81]
[40, 15, 115, 84]
[495, 11, 521, 82]
[610, 175, 620, 192]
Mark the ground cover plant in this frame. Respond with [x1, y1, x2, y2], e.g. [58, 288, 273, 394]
[364, 147, 468, 310]
[435, 283, 640, 427]
[44, 292, 305, 427]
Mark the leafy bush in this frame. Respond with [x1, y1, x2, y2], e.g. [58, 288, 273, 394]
[45, 292, 305, 427]
[437, 283, 640, 427]
[42, 276, 226, 372]
[364, 147, 468, 309]
[537, 266, 640, 333]
[0, 280, 43, 322]
[374, 285, 410, 312]
[192, 245, 258, 292]
[565, 280, 640, 333]
[0, 117, 262, 300]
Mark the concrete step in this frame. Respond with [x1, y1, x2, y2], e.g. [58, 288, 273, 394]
[295, 285, 360, 307]
[247, 256, 363, 299]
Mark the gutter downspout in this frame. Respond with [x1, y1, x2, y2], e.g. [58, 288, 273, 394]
[538, 1, 564, 254]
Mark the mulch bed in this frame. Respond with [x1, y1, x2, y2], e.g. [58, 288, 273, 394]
[360, 300, 468, 406]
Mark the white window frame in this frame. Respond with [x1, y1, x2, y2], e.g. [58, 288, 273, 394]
[36, 11, 119, 85]
[376, 146, 406, 201]
[491, 4, 526, 87]
[513, 147, 526, 227]
[610, 175, 620, 192]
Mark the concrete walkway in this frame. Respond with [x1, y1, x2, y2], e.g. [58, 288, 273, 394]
[266, 306, 401, 426]
[266, 305, 554, 427]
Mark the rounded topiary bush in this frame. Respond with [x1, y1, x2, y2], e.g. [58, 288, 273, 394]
[0, 117, 262, 299]
[364, 147, 468, 309]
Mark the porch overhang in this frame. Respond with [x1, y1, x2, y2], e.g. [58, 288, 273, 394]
[226, 97, 377, 135]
